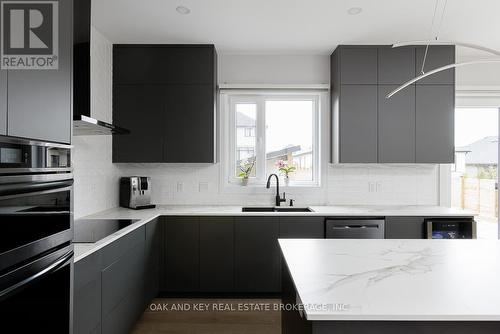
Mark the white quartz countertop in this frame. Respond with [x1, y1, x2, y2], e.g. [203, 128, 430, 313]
[73, 205, 474, 262]
[279, 239, 500, 321]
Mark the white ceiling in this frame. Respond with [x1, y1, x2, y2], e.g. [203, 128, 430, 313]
[93, 0, 500, 56]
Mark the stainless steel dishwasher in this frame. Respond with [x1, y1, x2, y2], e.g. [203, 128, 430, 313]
[326, 218, 385, 239]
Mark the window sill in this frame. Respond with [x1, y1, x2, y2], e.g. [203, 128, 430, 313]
[222, 180, 322, 194]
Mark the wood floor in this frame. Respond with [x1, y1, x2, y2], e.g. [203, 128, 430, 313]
[131, 298, 281, 334]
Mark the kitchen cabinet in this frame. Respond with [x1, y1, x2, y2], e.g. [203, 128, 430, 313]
[74, 252, 102, 334]
[279, 217, 325, 238]
[113, 45, 217, 163]
[339, 47, 378, 84]
[234, 217, 281, 293]
[112, 85, 164, 162]
[164, 217, 200, 292]
[144, 218, 161, 304]
[416, 85, 455, 163]
[113, 45, 215, 85]
[331, 45, 455, 164]
[378, 47, 415, 84]
[0, 71, 6, 135]
[6, 0, 72, 144]
[101, 226, 146, 334]
[378, 85, 416, 163]
[385, 217, 426, 239]
[200, 217, 234, 292]
[339, 85, 378, 163]
[415, 46, 455, 85]
[164, 85, 215, 163]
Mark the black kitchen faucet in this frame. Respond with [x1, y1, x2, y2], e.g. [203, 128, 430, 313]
[266, 174, 286, 206]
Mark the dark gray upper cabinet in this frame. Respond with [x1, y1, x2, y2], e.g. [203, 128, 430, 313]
[331, 45, 455, 164]
[378, 85, 416, 163]
[164, 85, 215, 163]
[234, 217, 281, 293]
[0, 71, 6, 135]
[7, 0, 72, 144]
[415, 46, 455, 85]
[378, 47, 415, 84]
[385, 217, 425, 239]
[113, 85, 165, 162]
[416, 85, 455, 163]
[339, 47, 378, 84]
[113, 45, 215, 85]
[113, 45, 217, 163]
[279, 217, 325, 238]
[199, 217, 234, 292]
[339, 85, 378, 163]
[164, 217, 200, 292]
[74, 252, 102, 334]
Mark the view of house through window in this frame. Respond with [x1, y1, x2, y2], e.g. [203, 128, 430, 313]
[230, 93, 319, 185]
[452, 108, 499, 239]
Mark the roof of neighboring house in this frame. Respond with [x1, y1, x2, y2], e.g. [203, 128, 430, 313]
[456, 136, 498, 165]
[236, 112, 256, 127]
[266, 145, 301, 160]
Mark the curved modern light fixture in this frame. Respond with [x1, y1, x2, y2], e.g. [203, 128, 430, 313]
[393, 40, 500, 56]
[386, 59, 500, 99]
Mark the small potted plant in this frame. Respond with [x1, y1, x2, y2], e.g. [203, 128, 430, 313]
[238, 159, 255, 186]
[276, 159, 296, 186]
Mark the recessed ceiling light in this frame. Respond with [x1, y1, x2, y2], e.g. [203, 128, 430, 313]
[347, 7, 362, 15]
[176, 5, 191, 15]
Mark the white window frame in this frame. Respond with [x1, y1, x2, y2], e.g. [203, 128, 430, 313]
[221, 90, 324, 189]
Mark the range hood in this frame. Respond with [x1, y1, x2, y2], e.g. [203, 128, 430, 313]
[73, 0, 129, 136]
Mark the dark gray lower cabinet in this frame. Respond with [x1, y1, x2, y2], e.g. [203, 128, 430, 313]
[74, 251, 102, 334]
[385, 217, 425, 239]
[164, 217, 200, 292]
[74, 220, 161, 334]
[145, 218, 162, 304]
[200, 217, 234, 292]
[234, 217, 281, 293]
[279, 217, 325, 238]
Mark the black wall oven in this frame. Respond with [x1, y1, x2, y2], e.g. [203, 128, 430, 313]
[0, 136, 73, 333]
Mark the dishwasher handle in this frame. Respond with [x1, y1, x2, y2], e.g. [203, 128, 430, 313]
[331, 224, 380, 229]
[326, 219, 385, 239]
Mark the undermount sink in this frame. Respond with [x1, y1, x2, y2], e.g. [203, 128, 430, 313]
[241, 207, 314, 212]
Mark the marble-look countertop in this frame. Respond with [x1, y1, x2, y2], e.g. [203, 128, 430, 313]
[73, 205, 474, 262]
[279, 239, 500, 321]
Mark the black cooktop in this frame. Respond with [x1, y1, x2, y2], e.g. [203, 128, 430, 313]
[73, 219, 139, 243]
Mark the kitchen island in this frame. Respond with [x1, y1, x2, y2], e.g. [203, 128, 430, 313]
[280, 239, 500, 334]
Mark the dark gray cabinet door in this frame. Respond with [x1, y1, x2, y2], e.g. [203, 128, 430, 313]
[0, 71, 6, 135]
[164, 217, 200, 292]
[164, 85, 215, 163]
[339, 85, 378, 163]
[145, 218, 161, 303]
[416, 85, 454, 163]
[7, 0, 72, 143]
[113, 45, 215, 85]
[340, 48, 378, 84]
[112, 85, 165, 162]
[415, 46, 455, 85]
[74, 252, 102, 334]
[378, 47, 415, 84]
[378, 85, 416, 163]
[101, 237, 146, 334]
[279, 217, 324, 238]
[385, 217, 425, 239]
[234, 217, 281, 293]
[199, 217, 234, 292]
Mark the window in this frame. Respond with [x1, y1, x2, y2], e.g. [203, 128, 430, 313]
[451, 107, 498, 239]
[224, 92, 321, 186]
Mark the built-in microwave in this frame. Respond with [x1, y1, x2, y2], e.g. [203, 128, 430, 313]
[426, 218, 477, 239]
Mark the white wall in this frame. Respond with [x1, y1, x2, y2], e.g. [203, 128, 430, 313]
[72, 27, 120, 218]
[73, 52, 441, 217]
